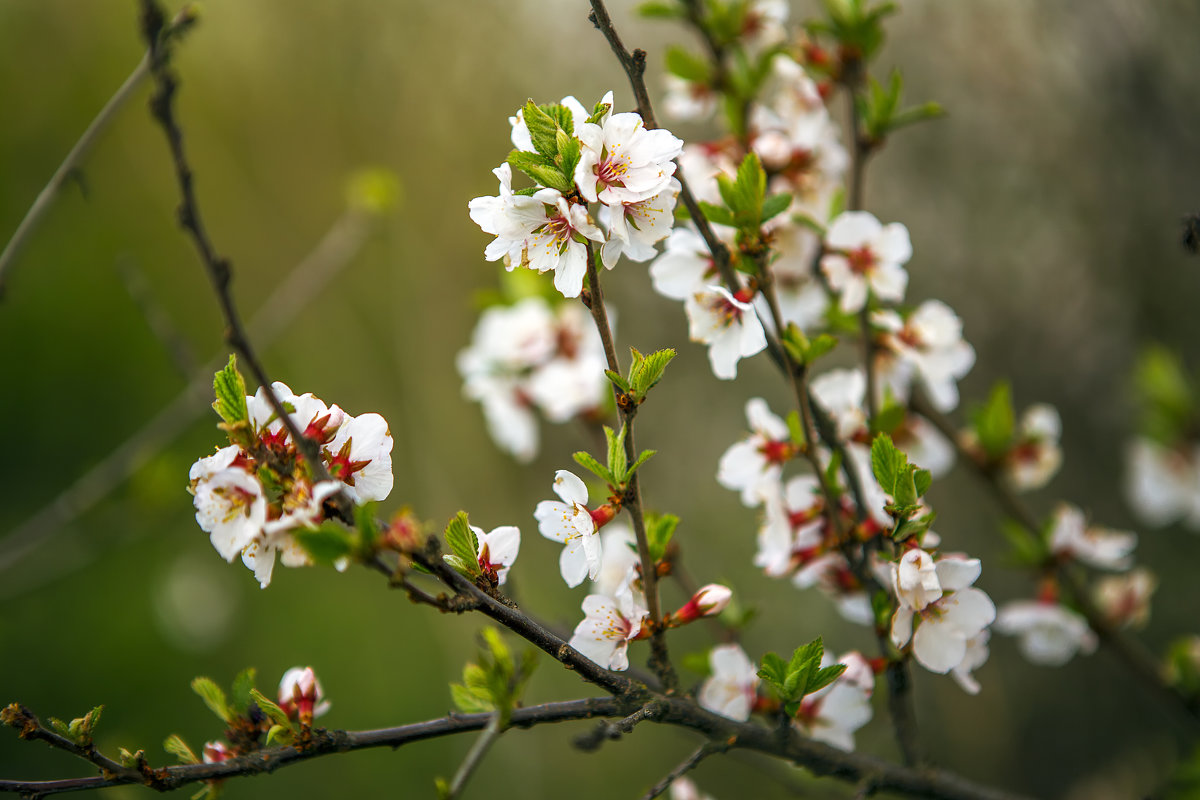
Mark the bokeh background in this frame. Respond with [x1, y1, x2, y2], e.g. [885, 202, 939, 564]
[2, 1, 1199, 798]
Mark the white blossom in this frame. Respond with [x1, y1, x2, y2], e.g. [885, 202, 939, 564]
[891, 556, 996, 674]
[795, 651, 874, 751]
[698, 644, 759, 722]
[326, 412, 393, 505]
[685, 286, 768, 379]
[568, 586, 648, 671]
[600, 179, 680, 267]
[189, 446, 266, 563]
[995, 600, 1097, 666]
[649, 227, 718, 301]
[1124, 438, 1200, 529]
[278, 666, 331, 721]
[663, 74, 717, 121]
[535, 470, 603, 587]
[872, 300, 975, 413]
[1047, 503, 1137, 571]
[810, 368, 868, 441]
[576, 109, 684, 206]
[951, 631, 991, 695]
[473, 524, 521, 586]
[1093, 568, 1157, 629]
[1001, 404, 1063, 492]
[718, 398, 793, 506]
[820, 211, 911, 313]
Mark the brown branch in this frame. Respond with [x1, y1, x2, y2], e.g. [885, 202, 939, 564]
[137, 0, 351, 521]
[582, 241, 677, 691]
[640, 740, 726, 800]
[911, 393, 1200, 731]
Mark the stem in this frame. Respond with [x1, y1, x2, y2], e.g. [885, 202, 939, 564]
[0, 8, 198, 297]
[583, 241, 677, 691]
[444, 713, 503, 800]
[640, 741, 724, 800]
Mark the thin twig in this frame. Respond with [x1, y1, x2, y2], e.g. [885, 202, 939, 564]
[444, 713, 503, 800]
[640, 741, 724, 800]
[0, 7, 198, 297]
[582, 241, 677, 691]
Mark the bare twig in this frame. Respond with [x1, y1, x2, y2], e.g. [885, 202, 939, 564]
[640, 741, 725, 800]
[443, 713, 503, 800]
[0, 7, 198, 297]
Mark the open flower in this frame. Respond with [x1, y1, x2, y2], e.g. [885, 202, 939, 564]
[1124, 438, 1200, 529]
[872, 300, 975, 413]
[535, 470, 610, 587]
[568, 586, 648, 671]
[718, 398, 794, 506]
[698, 644, 759, 721]
[1093, 568, 1156, 629]
[575, 107, 684, 205]
[326, 412, 393, 505]
[189, 446, 266, 563]
[685, 286, 768, 379]
[820, 211, 911, 313]
[995, 599, 1097, 666]
[649, 227, 720, 301]
[892, 556, 996, 674]
[1048, 503, 1137, 571]
[951, 631, 991, 695]
[1001, 405, 1063, 492]
[600, 179, 680, 267]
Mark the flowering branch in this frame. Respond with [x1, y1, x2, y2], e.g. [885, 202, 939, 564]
[912, 393, 1200, 731]
[137, 0, 351, 520]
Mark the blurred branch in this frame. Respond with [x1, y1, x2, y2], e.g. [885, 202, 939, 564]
[116, 255, 198, 378]
[0, 204, 373, 588]
[641, 741, 726, 800]
[912, 392, 1200, 732]
[138, 0, 352, 521]
[443, 712, 503, 800]
[0, 6, 198, 298]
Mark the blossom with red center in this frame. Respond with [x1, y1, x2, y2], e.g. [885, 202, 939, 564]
[575, 102, 683, 206]
[871, 300, 976, 413]
[471, 523, 521, 586]
[891, 555, 996, 675]
[535, 470, 617, 587]
[995, 598, 1096, 666]
[820, 211, 911, 313]
[793, 651, 874, 751]
[685, 285, 768, 380]
[718, 398, 794, 506]
[568, 583, 649, 671]
[698, 644, 759, 721]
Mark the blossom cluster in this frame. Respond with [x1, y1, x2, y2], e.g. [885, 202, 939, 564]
[188, 382, 393, 587]
[457, 296, 609, 461]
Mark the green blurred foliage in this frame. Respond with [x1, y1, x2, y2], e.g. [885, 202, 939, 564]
[2, 2, 1200, 799]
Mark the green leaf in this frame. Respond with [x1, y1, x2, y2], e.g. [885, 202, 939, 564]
[785, 638, 825, 698]
[557, 130, 582, 182]
[191, 677, 232, 723]
[972, 381, 1015, 459]
[785, 410, 806, 447]
[698, 201, 735, 227]
[543, 103, 574, 135]
[212, 355, 248, 425]
[230, 668, 257, 715]
[870, 433, 906, 497]
[506, 150, 572, 193]
[119, 747, 145, 768]
[606, 425, 628, 484]
[645, 512, 678, 562]
[761, 192, 792, 224]
[573, 451, 614, 484]
[443, 511, 481, 576]
[293, 522, 357, 566]
[249, 689, 293, 730]
[450, 682, 493, 714]
[809, 663, 848, 695]
[605, 368, 632, 394]
[665, 46, 712, 83]
[266, 723, 294, 746]
[627, 449, 656, 479]
[913, 469, 932, 498]
[630, 347, 676, 398]
[638, 0, 684, 18]
[805, 333, 838, 363]
[757, 652, 789, 696]
[521, 100, 560, 158]
[443, 554, 474, 575]
[1136, 345, 1195, 443]
[164, 734, 200, 765]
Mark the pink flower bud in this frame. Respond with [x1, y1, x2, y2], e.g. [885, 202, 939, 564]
[670, 584, 732, 626]
[203, 740, 232, 764]
[278, 666, 330, 724]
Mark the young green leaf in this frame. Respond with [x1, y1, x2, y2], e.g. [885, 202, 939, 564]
[521, 100, 560, 158]
[761, 192, 793, 224]
[443, 512, 481, 577]
[605, 368, 632, 394]
[870, 433, 906, 497]
[973, 381, 1015, 459]
[808, 663, 848, 695]
[573, 451, 615, 484]
[230, 667, 257, 715]
[627, 449, 656, 479]
[606, 425, 628, 484]
[698, 201, 736, 227]
[212, 355, 248, 425]
[249, 689, 293, 730]
[665, 46, 713, 83]
[630, 347, 676, 398]
[506, 150, 572, 193]
[638, 0, 684, 18]
[645, 512, 679, 562]
[191, 677, 232, 723]
[293, 522, 357, 566]
[163, 734, 200, 765]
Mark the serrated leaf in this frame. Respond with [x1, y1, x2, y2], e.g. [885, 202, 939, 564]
[450, 683, 494, 714]
[164, 734, 199, 765]
[444, 511, 480, 576]
[48, 717, 69, 738]
[212, 355, 248, 425]
[507, 150, 572, 193]
[665, 45, 712, 83]
[605, 368, 631, 393]
[733, 153, 767, 226]
[443, 554, 473, 575]
[631, 348, 676, 397]
[699, 200, 735, 227]
[249, 689, 293, 730]
[573, 451, 614, 484]
[761, 192, 792, 224]
[808, 663, 847, 695]
[757, 652, 789, 695]
[119, 747, 146, 768]
[521, 100, 560, 158]
[645, 512, 678, 562]
[191, 677, 232, 723]
[292, 522, 357, 566]
[870, 433, 906, 497]
[627, 449, 656, 479]
[230, 668, 257, 715]
[913, 469, 932, 497]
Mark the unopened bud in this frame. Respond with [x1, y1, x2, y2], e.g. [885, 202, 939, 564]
[669, 584, 732, 626]
[203, 740, 232, 764]
[278, 666, 330, 725]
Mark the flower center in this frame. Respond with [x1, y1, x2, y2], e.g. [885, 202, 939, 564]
[846, 245, 877, 275]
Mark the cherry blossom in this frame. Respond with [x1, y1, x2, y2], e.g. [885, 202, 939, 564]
[568, 586, 649, 671]
[278, 666, 331, 723]
[326, 412, 393, 505]
[600, 179, 680, 268]
[794, 651, 874, 751]
[203, 741, 232, 764]
[670, 777, 716, 800]
[718, 398, 795, 506]
[663, 74, 717, 121]
[893, 548, 942, 611]
[685, 286, 768, 379]
[575, 108, 684, 206]
[1000, 404, 1063, 492]
[698, 644, 759, 722]
[472, 524, 521, 586]
[951, 631, 991, 695]
[592, 523, 640, 599]
[189, 446, 266, 563]
[820, 211, 911, 313]
[1093, 568, 1157, 629]
[753, 223, 829, 333]
[1124, 438, 1200, 529]
[670, 584, 732, 625]
[872, 300, 975, 413]
[649, 227, 719, 301]
[994, 599, 1097, 666]
[810, 368, 868, 441]
[535, 470, 609, 587]
[891, 556, 996, 674]
[1047, 503, 1137, 571]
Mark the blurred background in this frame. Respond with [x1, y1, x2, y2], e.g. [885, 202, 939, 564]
[1, 1, 1198, 798]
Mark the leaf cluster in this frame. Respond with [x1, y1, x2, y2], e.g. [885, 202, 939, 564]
[870, 433, 934, 541]
[47, 705, 103, 748]
[506, 101, 582, 194]
[450, 628, 538, 727]
[698, 154, 791, 246]
[606, 347, 677, 406]
[806, 0, 896, 62]
[856, 70, 944, 145]
[757, 638, 846, 716]
[573, 424, 655, 491]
